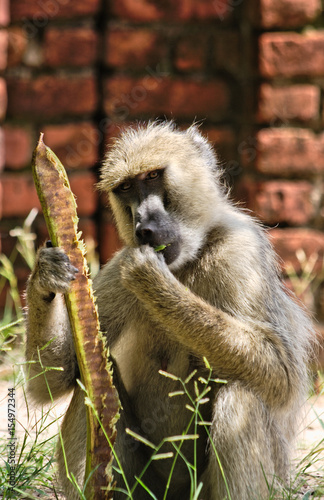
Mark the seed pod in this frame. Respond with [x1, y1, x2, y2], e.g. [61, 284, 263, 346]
[32, 133, 120, 499]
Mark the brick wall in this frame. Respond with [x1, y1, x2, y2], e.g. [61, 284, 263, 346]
[246, 0, 324, 358]
[249, 0, 324, 340]
[1, 0, 324, 343]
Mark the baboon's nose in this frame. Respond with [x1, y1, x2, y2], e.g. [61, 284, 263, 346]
[135, 222, 156, 246]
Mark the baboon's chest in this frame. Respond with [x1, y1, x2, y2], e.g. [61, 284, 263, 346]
[111, 319, 214, 482]
[111, 320, 211, 437]
[111, 321, 190, 395]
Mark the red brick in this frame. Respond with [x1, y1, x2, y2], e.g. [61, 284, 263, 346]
[259, 32, 324, 78]
[0, 177, 2, 221]
[1, 174, 41, 217]
[111, 0, 162, 22]
[0, 0, 9, 27]
[201, 126, 236, 163]
[237, 179, 314, 226]
[214, 31, 240, 74]
[193, 0, 231, 20]
[78, 218, 97, 246]
[104, 76, 230, 120]
[4, 125, 33, 169]
[0, 220, 24, 257]
[111, 0, 231, 22]
[7, 27, 27, 66]
[257, 84, 320, 123]
[255, 128, 324, 175]
[0, 126, 4, 171]
[251, 0, 321, 28]
[0, 77, 6, 120]
[103, 121, 132, 147]
[175, 34, 208, 72]
[69, 172, 98, 216]
[0, 29, 7, 70]
[0, 219, 35, 260]
[10, 0, 100, 22]
[42, 122, 99, 169]
[7, 74, 97, 119]
[99, 210, 122, 264]
[105, 28, 166, 69]
[270, 228, 324, 273]
[1, 172, 97, 217]
[44, 28, 98, 67]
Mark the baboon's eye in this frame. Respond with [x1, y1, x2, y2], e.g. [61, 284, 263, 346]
[146, 170, 160, 180]
[119, 181, 132, 192]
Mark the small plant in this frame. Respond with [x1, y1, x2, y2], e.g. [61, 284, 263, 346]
[285, 249, 324, 313]
[0, 364, 63, 499]
[0, 209, 38, 357]
[284, 251, 324, 498]
[79, 357, 229, 500]
[0, 212, 63, 499]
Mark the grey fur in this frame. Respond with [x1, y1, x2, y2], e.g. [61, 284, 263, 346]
[25, 121, 314, 499]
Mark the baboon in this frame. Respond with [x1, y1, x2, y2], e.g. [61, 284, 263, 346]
[25, 121, 314, 500]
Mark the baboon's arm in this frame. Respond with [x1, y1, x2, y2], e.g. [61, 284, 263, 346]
[25, 247, 79, 402]
[121, 246, 297, 409]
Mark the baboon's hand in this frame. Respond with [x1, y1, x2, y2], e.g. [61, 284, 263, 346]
[34, 245, 79, 295]
[120, 245, 168, 292]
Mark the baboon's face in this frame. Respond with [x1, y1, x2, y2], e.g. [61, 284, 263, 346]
[101, 123, 224, 269]
[112, 167, 182, 265]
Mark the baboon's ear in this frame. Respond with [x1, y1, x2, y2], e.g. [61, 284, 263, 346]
[186, 124, 213, 155]
[186, 124, 205, 144]
[186, 124, 219, 174]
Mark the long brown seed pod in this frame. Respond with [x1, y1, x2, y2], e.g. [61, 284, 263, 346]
[32, 133, 120, 499]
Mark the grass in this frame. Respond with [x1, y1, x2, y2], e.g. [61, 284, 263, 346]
[1, 357, 323, 500]
[0, 213, 323, 499]
[0, 211, 64, 499]
[0, 368, 63, 499]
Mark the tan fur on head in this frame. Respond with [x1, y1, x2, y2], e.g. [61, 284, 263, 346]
[99, 121, 226, 257]
[100, 121, 222, 190]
